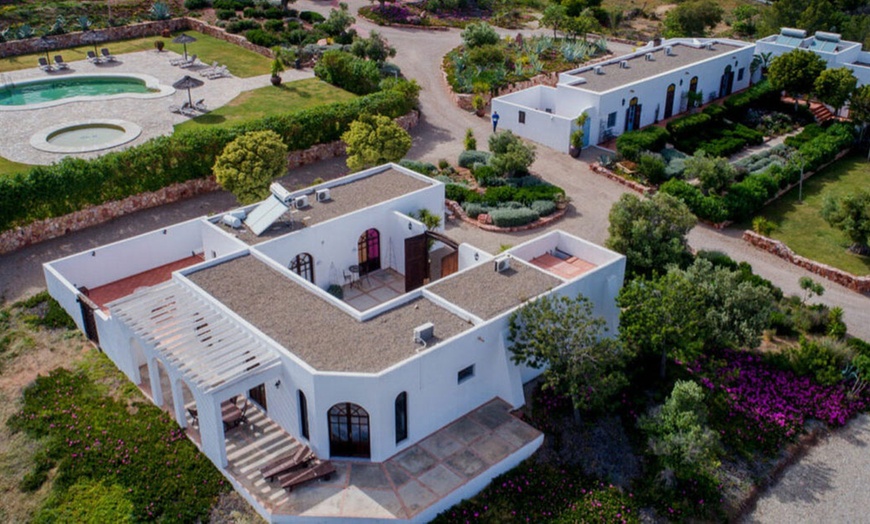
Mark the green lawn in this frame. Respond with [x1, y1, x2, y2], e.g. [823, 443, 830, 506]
[0, 156, 33, 177]
[755, 154, 870, 276]
[0, 31, 270, 78]
[174, 78, 357, 131]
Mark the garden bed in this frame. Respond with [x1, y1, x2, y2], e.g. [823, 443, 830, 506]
[446, 199, 567, 232]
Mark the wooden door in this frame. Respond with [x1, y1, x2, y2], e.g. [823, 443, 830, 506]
[404, 234, 428, 292]
[328, 403, 370, 458]
[440, 250, 458, 278]
[249, 384, 267, 411]
[77, 293, 100, 345]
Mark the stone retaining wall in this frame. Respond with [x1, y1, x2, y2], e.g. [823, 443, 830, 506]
[0, 18, 273, 59]
[743, 231, 870, 293]
[589, 162, 655, 195]
[445, 199, 567, 232]
[0, 111, 419, 254]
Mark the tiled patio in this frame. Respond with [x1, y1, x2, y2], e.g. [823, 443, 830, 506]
[343, 268, 406, 311]
[530, 253, 596, 280]
[89, 254, 203, 310]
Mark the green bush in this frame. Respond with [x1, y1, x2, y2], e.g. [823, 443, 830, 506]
[184, 0, 211, 9]
[216, 8, 236, 19]
[784, 123, 824, 148]
[264, 19, 284, 32]
[637, 152, 667, 185]
[616, 127, 670, 162]
[226, 18, 260, 33]
[300, 10, 326, 23]
[399, 159, 437, 176]
[242, 6, 265, 18]
[489, 207, 539, 227]
[723, 79, 776, 118]
[531, 199, 557, 216]
[264, 7, 284, 19]
[473, 164, 496, 183]
[701, 103, 726, 121]
[458, 150, 491, 168]
[34, 479, 134, 523]
[667, 112, 711, 142]
[314, 50, 381, 95]
[461, 22, 499, 48]
[0, 84, 419, 231]
[245, 28, 278, 47]
[214, 0, 253, 9]
[786, 337, 850, 386]
[445, 183, 477, 203]
[482, 185, 517, 205]
[462, 201, 490, 218]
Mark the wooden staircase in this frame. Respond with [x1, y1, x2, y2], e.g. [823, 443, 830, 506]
[810, 103, 835, 124]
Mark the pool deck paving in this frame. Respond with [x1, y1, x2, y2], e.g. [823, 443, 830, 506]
[0, 50, 313, 165]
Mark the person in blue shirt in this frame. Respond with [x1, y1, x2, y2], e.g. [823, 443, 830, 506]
[491, 111, 499, 133]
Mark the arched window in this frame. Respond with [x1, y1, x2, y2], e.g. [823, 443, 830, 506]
[290, 252, 314, 283]
[298, 390, 309, 440]
[664, 83, 676, 119]
[328, 402, 370, 458]
[719, 64, 734, 98]
[624, 97, 640, 132]
[357, 229, 381, 275]
[689, 76, 699, 94]
[395, 392, 408, 444]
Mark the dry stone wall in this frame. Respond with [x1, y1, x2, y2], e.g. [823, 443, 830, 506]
[743, 231, 870, 293]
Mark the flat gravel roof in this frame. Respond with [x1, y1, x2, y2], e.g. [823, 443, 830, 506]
[188, 255, 472, 373]
[427, 260, 561, 320]
[568, 42, 743, 93]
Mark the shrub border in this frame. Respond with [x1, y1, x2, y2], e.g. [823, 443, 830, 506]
[445, 199, 567, 232]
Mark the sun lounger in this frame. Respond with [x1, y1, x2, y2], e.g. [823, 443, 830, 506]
[193, 99, 208, 112]
[38, 57, 53, 72]
[205, 65, 230, 79]
[178, 54, 199, 69]
[198, 61, 219, 76]
[87, 51, 102, 64]
[279, 460, 336, 492]
[53, 55, 69, 70]
[261, 445, 314, 481]
[169, 104, 183, 114]
[100, 48, 116, 62]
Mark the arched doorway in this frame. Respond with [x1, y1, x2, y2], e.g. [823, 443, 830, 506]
[624, 97, 641, 132]
[719, 65, 734, 98]
[290, 252, 314, 283]
[664, 84, 676, 119]
[328, 402, 370, 458]
[357, 229, 380, 275]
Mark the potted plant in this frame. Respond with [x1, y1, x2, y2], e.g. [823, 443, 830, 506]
[154, 39, 165, 52]
[554, 193, 571, 210]
[270, 47, 286, 86]
[471, 94, 485, 117]
[568, 112, 588, 158]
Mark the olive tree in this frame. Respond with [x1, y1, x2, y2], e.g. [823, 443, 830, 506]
[768, 49, 826, 105]
[509, 294, 631, 421]
[342, 113, 412, 172]
[213, 130, 288, 205]
[821, 189, 870, 255]
[814, 67, 857, 117]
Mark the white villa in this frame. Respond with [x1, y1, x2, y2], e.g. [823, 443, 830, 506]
[493, 29, 870, 154]
[44, 163, 626, 522]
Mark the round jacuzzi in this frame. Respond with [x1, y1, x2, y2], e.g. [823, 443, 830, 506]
[30, 119, 142, 153]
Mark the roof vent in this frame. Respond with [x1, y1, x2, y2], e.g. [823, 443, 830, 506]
[316, 188, 331, 202]
[221, 214, 242, 228]
[270, 183, 293, 205]
[665, 45, 674, 56]
[494, 256, 511, 273]
[619, 60, 629, 69]
[645, 53, 655, 61]
[594, 65, 604, 75]
[294, 194, 310, 209]
[413, 322, 435, 347]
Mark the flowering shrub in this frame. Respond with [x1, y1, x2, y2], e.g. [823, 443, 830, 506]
[8, 368, 227, 521]
[694, 349, 868, 451]
[432, 462, 638, 523]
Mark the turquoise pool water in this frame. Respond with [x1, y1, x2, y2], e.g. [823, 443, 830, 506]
[0, 76, 152, 106]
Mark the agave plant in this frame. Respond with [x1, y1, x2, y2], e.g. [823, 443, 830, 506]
[78, 15, 92, 32]
[532, 36, 554, 56]
[594, 37, 608, 54]
[513, 62, 526, 77]
[17, 24, 34, 39]
[527, 55, 544, 75]
[0, 27, 9, 43]
[50, 15, 66, 35]
[150, 2, 172, 21]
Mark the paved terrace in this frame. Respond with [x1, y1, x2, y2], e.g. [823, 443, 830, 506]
[427, 259, 561, 320]
[0, 49, 312, 165]
[567, 42, 743, 93]
[214, 167, 433, 244]
[187, 255, 472, 373]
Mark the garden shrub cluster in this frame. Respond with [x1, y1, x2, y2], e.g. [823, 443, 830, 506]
[615, 127, 670, 162]
[8, 368, 228, 521]
[449, 172, 565, 227]
[733, 144, 790, 175]
[0, 83, 419, 231]
[432, 462, 638, 523]
[722, 79, 777, 119]
[314, 50, 381, 95]
[667, 105, 763, 156]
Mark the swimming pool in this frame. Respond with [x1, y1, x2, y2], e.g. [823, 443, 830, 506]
[0, 74, 174, 109]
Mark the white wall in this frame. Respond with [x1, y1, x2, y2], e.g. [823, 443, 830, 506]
[458, 243, 493, 270]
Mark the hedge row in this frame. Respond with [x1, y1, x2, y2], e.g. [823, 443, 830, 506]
[0, 83, 419, 231]
[615, 127, 670, 162]
[723, 79, 777, 119]
[661, 123, 855, 222]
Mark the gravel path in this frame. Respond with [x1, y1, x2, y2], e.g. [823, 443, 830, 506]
[0, 6, 868, 519]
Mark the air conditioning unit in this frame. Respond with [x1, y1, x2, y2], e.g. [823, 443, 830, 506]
[413, 322, 435, 345]
[594, 65, 604, 75]
[703, 42, 714, 50]
[494, 256, 511, 273]
[270, 183, 293, 204]
[221, 214, 242, 228]
[619, 60, 629, 69]
[665, 45, 674, 56]
[645, 53, 655, 61]
[294, 195, 310, 209]
[316, 188, 331, 202]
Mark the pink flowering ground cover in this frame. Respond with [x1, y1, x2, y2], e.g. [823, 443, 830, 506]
[692, 349, 869, 451]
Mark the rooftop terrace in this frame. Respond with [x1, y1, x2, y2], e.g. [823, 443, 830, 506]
[567, 42, 743, 93]
[187, 255, 472, 373]
[427, 259, 561, 321]
[215, 167, 433, 244]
